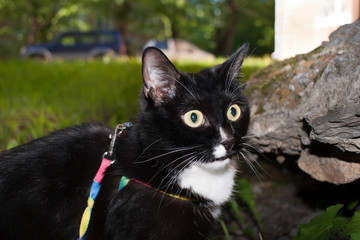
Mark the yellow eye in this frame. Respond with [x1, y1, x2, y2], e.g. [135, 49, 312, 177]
[183, 110, 204, 128]
[227, 104, 241, 122]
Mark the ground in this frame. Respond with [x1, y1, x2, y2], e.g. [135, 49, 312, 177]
[213, 156, 360, 240]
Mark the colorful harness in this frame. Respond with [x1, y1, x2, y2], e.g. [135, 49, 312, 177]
[78, 123, 193, 239]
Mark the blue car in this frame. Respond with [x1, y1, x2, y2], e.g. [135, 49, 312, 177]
[20, 30, 127, 60]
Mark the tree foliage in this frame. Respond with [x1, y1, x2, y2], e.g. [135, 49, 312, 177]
[0, 0, 82, 57]
[0, 0, 274, 57]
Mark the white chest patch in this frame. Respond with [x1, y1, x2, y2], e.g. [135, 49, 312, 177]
[177, 158, 237, 206]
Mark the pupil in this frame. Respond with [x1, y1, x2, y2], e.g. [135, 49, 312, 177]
[191, 113, 198, 123]
[231, 107, 236, 116]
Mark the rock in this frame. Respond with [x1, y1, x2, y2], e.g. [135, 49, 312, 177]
[246, 20, 360, 184]
[298, 149, 360, 184]
[306, 103, 360, 153]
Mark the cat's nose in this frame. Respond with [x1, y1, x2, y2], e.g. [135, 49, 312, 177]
[221, 137, 235, 151]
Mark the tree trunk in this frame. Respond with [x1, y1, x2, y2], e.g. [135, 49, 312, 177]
[114, 0, 131, 55]
[224, 0, 240, 55]
[215, 0, 240, 56]
[27, 1, 40, 44]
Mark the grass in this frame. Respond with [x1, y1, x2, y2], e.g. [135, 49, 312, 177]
[0, 59, 142, 150]
[0, 57, 270, 151]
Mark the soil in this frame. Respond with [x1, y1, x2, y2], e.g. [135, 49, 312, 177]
[213, 156, 360, 240]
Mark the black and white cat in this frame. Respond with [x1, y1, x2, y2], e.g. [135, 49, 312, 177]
[0, 44, 250, 240]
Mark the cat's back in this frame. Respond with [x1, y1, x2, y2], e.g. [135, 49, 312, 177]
[0, 123, 112, 179]
[0, 124, 112, 239]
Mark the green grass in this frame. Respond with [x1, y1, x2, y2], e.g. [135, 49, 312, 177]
[0, 57, 270, 151]
[0, 59, 142, 150]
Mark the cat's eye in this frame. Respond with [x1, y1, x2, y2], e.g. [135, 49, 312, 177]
[227, 104, 241, 122]
[183, 110, 204, 128]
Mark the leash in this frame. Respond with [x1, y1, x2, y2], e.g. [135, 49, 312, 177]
[78, 123, 132, 240]
[78, 122, 194, 239]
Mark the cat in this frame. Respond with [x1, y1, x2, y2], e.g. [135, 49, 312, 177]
[0, 43, 250, 240]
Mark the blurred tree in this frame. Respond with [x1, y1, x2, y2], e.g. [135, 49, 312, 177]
[0, 0, 80, 57]
[84, 0, 191, 55]
[0, 0, 274, 57]
[214, 0, 242, 56]
[213, 0, 274, 56]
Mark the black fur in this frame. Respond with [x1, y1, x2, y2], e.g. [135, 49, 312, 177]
[0, 44, 250, 240]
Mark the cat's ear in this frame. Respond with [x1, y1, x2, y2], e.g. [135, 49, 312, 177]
[215, 43, 249, 82]
[142, 47, 180, 106]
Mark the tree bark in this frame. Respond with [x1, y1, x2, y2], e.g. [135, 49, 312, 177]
[224, 0, 240, 55]
[215, 0, 241, 56]
[27, 1, 40, 44]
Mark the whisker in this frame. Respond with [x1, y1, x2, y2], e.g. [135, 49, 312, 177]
[153, 151, 206, 210]
[156, 150, 207, 197]
[225, 56, 238, 92]
[229, 84, 244, 99]
[158, 153, 201, 190]
[155, 164, 189, 212]
[241, 142, 272, 163]
[238, 150, 264, 182]
[163, 145, 203, 151]
[238, 79, 255, 89]
[164, 73, 200, 104]
[240, 134, 255, 139]
[241, 148, 270, 177]
[146, 151, 198, 186]
[229, 72, 240, 87]
[134, 146, 201, 164]
[135, 138, 162, 161]
[248, 46, 257, 57]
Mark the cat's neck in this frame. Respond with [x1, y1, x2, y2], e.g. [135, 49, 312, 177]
[111, 125, 237, 210]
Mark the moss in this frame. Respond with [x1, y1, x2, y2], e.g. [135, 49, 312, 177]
[310, 45, 325, 55]
[245, 64, 291, 98]
[255, 104, 265, 115]
[245, 45, 327, 105]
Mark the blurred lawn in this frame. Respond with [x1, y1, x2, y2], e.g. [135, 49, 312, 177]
[0, 57, 271, 150]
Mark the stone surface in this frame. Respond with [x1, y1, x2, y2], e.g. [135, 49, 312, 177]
[246, 20, 360, 184]
[307, 103, 360, 153]
[298, 149, 360, 184]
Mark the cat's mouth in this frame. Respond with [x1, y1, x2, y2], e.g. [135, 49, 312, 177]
[215, 155, 230, 161]
[214, 151, 237, 162]
[201, 151, 238, 171]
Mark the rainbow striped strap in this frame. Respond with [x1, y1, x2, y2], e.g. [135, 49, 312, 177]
[78, 123, 132, 239]
[118, 176, 130, 191]
[78, 158, 113, 240]
[78, 175, 131, 239]
[78, 174, 194, 239]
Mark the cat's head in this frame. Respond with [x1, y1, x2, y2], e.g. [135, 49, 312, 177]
[137, 44, 250, 203]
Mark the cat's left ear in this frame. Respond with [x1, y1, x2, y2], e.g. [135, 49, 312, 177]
[142, 47, 180, 106]
[214, 43, 249, 82]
